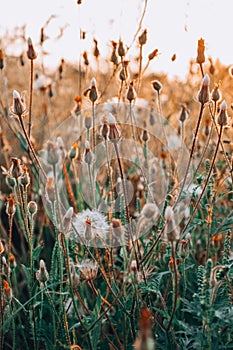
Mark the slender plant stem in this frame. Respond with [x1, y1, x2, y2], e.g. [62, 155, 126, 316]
[181, 125, 223, 237]
[174, 103, 205, 208]
[8, 214, 13, 259]
[18, 114, 47, 181]
[28, 59, 34, 138]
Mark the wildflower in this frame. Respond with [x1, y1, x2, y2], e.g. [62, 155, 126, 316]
[108, 113, 121, 142]
[77, 259, 98, 281]
[138, 29, 147, 46]
[164, 206, 179, 242]
[36, 259, 49, 285]
[5, 194, 16, 217]
[127, 81, 136, 102]
[73, 209, 109, 241]
[69, 142, 79, 160]
[27, 37, 37, 60]
[197, 74, 210, 104]
[217, 100, 228, 126]
[11, 90, 27, 117]
[28, 201, 38, 217]
[196, 38, 205, 65]
[152, 80, 162, 93]
[3, 280, 12, 302]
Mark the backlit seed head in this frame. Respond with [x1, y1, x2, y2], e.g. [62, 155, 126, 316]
[89, 77, 98, 103]
[46, 141, 60, 165]
[36, 259, 49, 285]
[211, 83, 222, 102]
[108, 113, 121, 141]
[152, 80, 162, 93]
[84, 140, 95, 164]
[196, 37, 205, 65]
[9, 157, 23, 179]
[217, 100, 228, 126]
[197, 74, 210, 104]
[77, 259, 98, 281]
[12, 90, 27, 116]
[118, 39, 125, 58]
[138, 29, 147, 46]
[63, 207, 74, 234]
[141, 203, 159, 219]
[27, 37, 37, 60]
[164, 206, 179, 242]
[127, 81, 136, 102]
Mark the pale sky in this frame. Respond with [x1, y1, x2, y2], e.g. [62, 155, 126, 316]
[0, 0, 232, 78]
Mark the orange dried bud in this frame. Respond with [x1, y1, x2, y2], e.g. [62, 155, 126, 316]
[83, 51, 89, 66]
[93, 38, 100, 59]
[138, 29, 147, 46]
[0, 49, 4, 70]
[5, 193, 16, 217]
[148, 49, 159, 60]
[3, 280, 12, 301]
[171, 53, 176, 62]
[74, 95, 82, 103]
[27, 37, 37, 60]
[196, 38, 205, 65]
[69, 142, 79, 160]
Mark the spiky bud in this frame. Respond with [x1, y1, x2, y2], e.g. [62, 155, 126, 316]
[27, 37, 37, 60]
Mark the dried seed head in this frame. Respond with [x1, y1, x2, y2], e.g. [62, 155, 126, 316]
[36, 259, 49, 285]
[197, 74, 210, 104]
[93, 38, 100, 59]
[217, 100, 228, 126]
[89, 77, 98, 103]
[77, 259, 98, 281]
[179, 105, 189, 122]
[46, 141, 60, 165]
[111, 218, 123, 237]
[118, 39, 125, 58]
[110, 42, 118, 65]
[101, 119, 109, 140]
[148, 48, 159, 61]
[84, 113, 92, 129]
[138, 29, 147, 46]
[5, 193, 16, 217]
[196, 38, 205, 65]
[108, 113, 121, 141]
[28, 201, 38, 217]
[12, 90, 27, 116]
[164, 206, 179, 242]
[27, 37, 37, 60]
[82, 51, 89, 66]
[19, 165, 30, 188]
[127, 81, 136, 102]
[0, 49, 4, 70]
[141, 203, 159, 219]
[152, 80, 162, 93]
[9, 157, 23, 179]
[84, 140, 95, 164]
[141, 121, 150, 142]
[211, 83, 222, 102]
